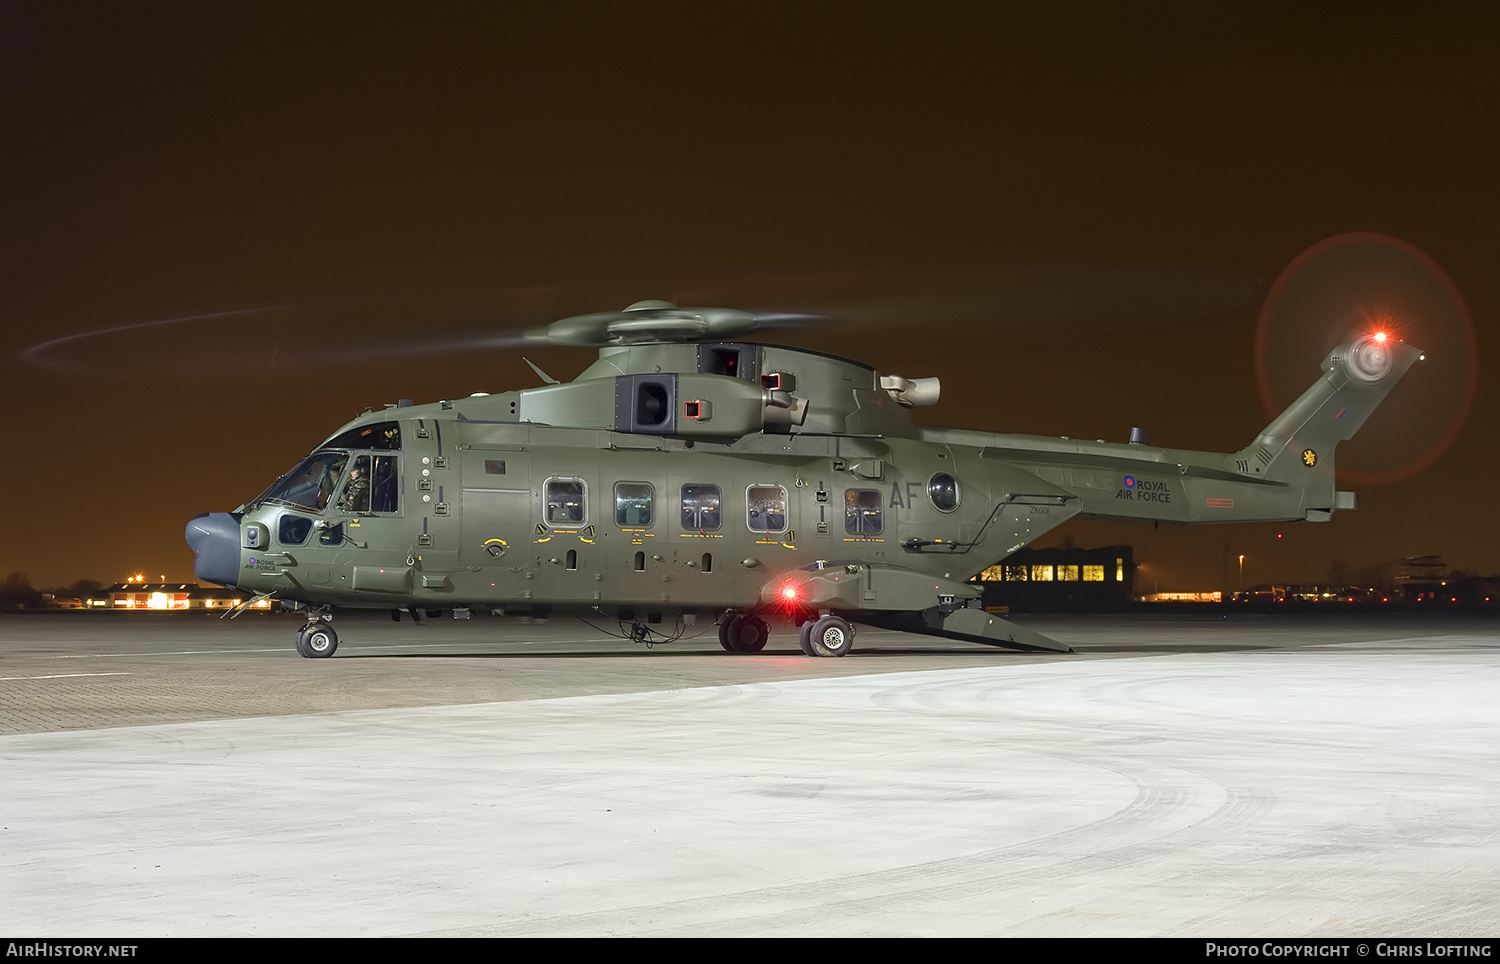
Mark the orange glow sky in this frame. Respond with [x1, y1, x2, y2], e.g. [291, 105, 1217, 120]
[2, 5, 1497, 591]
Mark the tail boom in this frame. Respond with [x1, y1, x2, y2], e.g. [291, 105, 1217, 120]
[935, 334, 1421, 526]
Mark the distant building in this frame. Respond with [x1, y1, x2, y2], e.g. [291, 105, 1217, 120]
[975, 545, 1134, 609]
[101, 583, 270, 611]
[1142, 591, 1223, 603]
[1233, 585, 1371, 604]
[1393, 555, 1448, 602]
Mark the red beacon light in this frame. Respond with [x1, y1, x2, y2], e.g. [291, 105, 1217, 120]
[775, 581, 809, 616]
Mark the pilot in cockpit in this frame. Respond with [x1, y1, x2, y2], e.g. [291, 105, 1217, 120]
[336, 465, 370, 512]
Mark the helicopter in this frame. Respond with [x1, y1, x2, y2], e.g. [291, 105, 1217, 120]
[186, 299, 1421, 659]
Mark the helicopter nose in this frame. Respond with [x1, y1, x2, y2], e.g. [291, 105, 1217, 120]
[185, 512, 241, 588]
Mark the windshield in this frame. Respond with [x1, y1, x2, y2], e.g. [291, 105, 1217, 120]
[251, 421, 403, 511]
[258, 451, 349, 512]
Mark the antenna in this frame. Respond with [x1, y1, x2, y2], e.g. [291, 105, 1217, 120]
[523, 357, 560, 386]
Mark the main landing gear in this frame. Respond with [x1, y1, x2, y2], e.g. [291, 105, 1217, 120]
[718, 612, 769, 653]
[295, 612, 338, 658]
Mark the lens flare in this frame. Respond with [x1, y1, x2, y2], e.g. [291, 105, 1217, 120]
[1255, 232, 1475, 485]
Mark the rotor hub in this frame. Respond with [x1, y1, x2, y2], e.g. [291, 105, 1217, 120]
[1343, 334, 1395, 383]
[535, 301, 763, 347]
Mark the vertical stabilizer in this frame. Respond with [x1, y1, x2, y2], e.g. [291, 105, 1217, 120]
[1237, 334, 1421, 516]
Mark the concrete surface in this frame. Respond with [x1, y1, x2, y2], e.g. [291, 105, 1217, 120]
[1, 612, 1497, 936]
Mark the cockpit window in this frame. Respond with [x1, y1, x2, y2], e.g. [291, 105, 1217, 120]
[257, 451, 400, 514]
[278, 515, 314, 546]
[324, 421, 401, 450]
[260, 452, 349, 512]
[369, 455, 398, 512]
[335, 455, 372, 512]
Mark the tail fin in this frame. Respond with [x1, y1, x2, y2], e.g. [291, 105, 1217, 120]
[1237, 334, 1422, 517]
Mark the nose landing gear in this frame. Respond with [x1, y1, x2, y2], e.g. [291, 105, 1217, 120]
[295, 612, 339, 658]
[801, 614, 854, 657]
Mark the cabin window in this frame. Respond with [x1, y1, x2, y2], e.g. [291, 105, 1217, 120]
[681, 484, 722, 531]
[545, 478, 587, 527]
[747, 485, 788, 533]
[615, 482, 654, 528]
[928, 472, 960, 512]
[844, 489, 884, 536]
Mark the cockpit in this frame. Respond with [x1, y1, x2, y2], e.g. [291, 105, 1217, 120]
[253, 421, 402, 516]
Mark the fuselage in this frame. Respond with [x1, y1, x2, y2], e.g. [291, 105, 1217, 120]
[187, 333, 1417, 622]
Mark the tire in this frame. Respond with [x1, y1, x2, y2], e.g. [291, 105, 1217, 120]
[721, 614, 769, 653]
[302, 624, 339, 658]
[294, 630, 311, 658]
[808, 615, 854, 657]
[798, 621, 816, 657]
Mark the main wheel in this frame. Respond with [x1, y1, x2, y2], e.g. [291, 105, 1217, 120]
[720, 613, 769, 653]
[808, 615, 854, 657]
[798, 621, 816, 657]
[301, 624, 339, 658]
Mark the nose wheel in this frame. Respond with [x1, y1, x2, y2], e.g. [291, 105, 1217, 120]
[801, 614, 854, 657]
[295, 615, 339, 658]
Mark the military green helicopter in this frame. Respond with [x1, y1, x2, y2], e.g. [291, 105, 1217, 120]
[186, 299, 1421, 658]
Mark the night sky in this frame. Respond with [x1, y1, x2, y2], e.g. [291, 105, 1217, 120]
[3, 4, 1497, 592]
